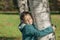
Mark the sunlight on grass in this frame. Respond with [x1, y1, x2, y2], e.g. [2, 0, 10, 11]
[0, 14, 22, 38]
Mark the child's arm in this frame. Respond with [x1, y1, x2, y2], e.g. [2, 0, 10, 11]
[24, 24, 53, 37]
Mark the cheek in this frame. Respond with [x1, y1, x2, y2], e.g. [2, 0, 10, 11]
[30, 19, 33, 22]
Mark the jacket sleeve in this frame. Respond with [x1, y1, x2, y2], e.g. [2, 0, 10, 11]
[24, 24, 53, 37]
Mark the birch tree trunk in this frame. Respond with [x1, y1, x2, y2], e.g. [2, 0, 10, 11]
[28, 0, 56, 40]
[17, 0, 56, 40]
[17, 0, 29, 14]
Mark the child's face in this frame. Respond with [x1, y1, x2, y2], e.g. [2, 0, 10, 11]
[24, 14, 33, 24]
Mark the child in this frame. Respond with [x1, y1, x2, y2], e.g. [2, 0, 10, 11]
[18, 11, 53, 40]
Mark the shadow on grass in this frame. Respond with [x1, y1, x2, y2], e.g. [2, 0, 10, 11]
[0, 37, 21, 40]
[0, 12, 60, 15]
[0, 13, 19, 15]
[51, 13, 60, 15]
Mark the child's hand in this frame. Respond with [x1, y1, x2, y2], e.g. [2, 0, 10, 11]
[52, 25, 56, 32]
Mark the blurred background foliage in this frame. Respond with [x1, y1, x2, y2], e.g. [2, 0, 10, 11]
[0, 0, 60, 12]
[0, 0, 18, 11]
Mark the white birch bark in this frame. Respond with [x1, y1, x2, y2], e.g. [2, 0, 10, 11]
[17, 0, 29, 14]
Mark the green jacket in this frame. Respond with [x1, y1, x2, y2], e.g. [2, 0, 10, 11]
[19, 23, 53, 40]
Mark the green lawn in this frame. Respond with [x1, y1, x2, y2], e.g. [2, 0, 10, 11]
[51, 14, 60, 40]
[0, 13, 22, 40]
[0, 13, 60, 40]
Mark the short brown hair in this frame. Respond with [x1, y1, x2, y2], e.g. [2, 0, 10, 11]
[20, 11, 33, 21]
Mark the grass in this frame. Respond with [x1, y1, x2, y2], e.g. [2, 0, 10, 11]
[0, 13, 22, 40]
[51, 14, 60, 40]
[0, 13, 60, 40]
